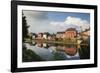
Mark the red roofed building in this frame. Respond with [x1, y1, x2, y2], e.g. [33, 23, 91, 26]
[64, 28, 77, 39]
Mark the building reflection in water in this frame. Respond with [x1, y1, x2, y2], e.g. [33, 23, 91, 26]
[23, 41, 90, 62]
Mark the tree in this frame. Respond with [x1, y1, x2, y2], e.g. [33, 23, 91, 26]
[22, 12, 29, 42]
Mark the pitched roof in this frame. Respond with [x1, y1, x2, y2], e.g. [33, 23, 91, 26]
[57, 32, 65, 34]
[43, 32, 50, 35]
[66, 28, 76, 31]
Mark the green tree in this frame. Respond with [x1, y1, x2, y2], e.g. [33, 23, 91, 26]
[22, 12, 29, 42]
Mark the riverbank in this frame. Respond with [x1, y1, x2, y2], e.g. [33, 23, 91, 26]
[25, 39, 88, 46]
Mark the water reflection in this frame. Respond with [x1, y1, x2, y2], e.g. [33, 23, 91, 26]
[22, 42, 90, 62]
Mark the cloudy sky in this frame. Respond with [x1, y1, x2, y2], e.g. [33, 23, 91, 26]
[23, 10, 90, 34]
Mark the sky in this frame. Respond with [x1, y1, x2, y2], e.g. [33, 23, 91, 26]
[23, 10, 90, 34]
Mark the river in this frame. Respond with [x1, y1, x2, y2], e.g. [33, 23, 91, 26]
[22, 41, 90, 62]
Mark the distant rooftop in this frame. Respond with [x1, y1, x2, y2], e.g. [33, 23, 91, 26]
[66, 28, 77, 31]
[57, 32, 65, 34]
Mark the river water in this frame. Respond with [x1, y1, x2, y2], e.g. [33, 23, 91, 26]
[22, 42, 90, 62]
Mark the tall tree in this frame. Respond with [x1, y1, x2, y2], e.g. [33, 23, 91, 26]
[22, 12, 29, 42]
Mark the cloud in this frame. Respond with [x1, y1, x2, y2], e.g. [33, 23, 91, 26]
[50, 22, 64, 27]
[23, 10, 90, 33]
[65, 16, 90, 31]
[23, 10, 49, 33]
[23, 10, 48, 20]
[50, 16, 90, 31]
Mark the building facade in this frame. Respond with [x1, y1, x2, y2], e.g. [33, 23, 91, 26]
[64, 28, 77, 39]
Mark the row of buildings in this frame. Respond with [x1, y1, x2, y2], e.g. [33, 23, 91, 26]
[28, 28, 90, 41]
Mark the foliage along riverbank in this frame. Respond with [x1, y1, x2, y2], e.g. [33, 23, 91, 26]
[22, 47, 44, 62]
